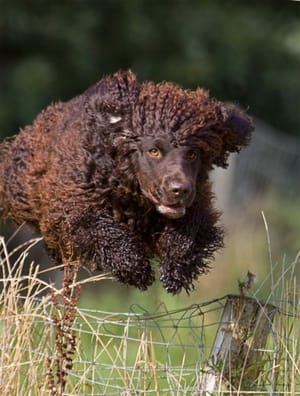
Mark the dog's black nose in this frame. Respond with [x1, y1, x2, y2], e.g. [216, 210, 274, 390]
[168, 180, 193, 199]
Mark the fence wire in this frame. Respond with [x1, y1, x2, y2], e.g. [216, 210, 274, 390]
[1, 291, 300, 395]
[63, 299, 223, 395]
[0, 238, 300, 395]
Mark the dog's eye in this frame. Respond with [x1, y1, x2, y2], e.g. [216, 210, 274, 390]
[186, 150, 198, 161]
[148, 148, 161, 158]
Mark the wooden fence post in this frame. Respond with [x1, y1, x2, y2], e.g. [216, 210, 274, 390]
[199, 294, 277, 395]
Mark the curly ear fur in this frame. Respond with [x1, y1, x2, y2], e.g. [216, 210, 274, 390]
[85, 70, 140, 131]
[211, 102, 253, 168]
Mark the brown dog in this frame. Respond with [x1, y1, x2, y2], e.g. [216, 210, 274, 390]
[0, 70, 253, 293]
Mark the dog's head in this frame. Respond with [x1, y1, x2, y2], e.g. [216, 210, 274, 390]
[134, 136, 201, 219]
[86, 70, 253, 218]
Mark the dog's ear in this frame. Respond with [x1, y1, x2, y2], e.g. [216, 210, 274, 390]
[85, 70, 140, 130]
[211, 103, 253, 168]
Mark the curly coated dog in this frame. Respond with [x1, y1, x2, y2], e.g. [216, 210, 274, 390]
[0, 70, 253, 294]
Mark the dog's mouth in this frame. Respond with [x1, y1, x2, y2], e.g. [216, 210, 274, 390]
[156, 204, 186, 219]
[141, 188, 187, 219]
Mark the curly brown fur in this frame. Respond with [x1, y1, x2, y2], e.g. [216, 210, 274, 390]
[0, 70, 253, 294]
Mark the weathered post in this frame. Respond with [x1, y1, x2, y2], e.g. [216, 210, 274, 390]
[199, 294, 277, 395]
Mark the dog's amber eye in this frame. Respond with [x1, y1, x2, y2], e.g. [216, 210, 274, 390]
[186, 150, 198, 161]
[148, 148, 161, 157]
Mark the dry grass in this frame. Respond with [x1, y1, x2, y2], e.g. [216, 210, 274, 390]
[0, 236, 111, 395]
[0, 234, 299, 395]
[0, 237, 48, 394]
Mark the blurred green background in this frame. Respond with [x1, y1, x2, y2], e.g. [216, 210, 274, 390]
[0, 0, 299, 310]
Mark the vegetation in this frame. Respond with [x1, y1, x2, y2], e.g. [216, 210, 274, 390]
[0, 236, 299, 395]
[0, 1, 300, 137]
[0, 3, 299, 393]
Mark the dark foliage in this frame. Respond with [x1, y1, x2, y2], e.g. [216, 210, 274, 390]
[0, 1, 299, 138]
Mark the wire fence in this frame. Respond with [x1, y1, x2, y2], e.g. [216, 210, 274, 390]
[0, 239, 300, 395]
[66, 299, 221, 395]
